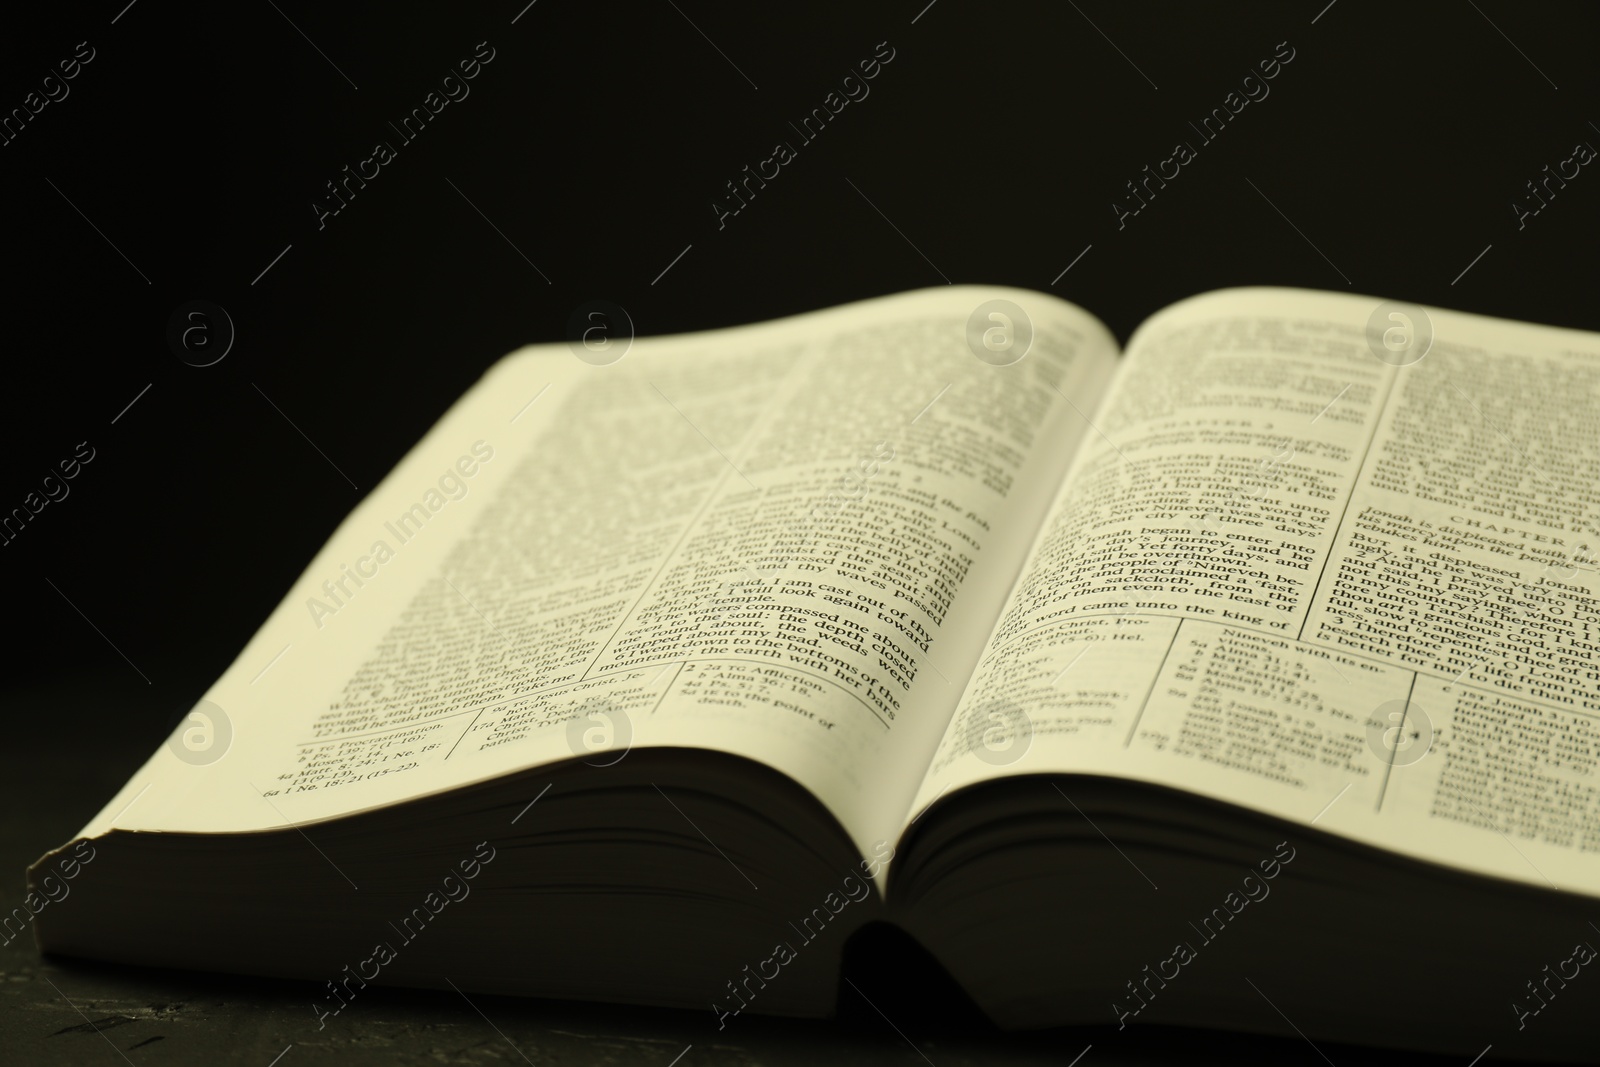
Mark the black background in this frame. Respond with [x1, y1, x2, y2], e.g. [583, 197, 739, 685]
[2, 1, 1598, 1063]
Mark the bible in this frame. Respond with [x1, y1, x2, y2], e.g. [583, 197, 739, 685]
[29, 286, 1600, 1059]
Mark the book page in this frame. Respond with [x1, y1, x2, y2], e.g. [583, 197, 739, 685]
[912, 287, 1600, 896]
[80, 286, 1117, 864]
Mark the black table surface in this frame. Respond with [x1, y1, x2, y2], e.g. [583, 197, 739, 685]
[0, 677, 1550, 1067]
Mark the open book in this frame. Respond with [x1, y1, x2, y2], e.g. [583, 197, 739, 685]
[29, 287, 1600, 1059]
